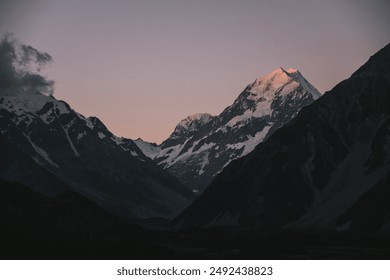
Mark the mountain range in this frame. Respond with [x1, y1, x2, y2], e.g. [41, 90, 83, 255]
[1, 36, 390, 259]
[176, 43, 390, 233]
[0, 89, 194, 220]
[136, 67, 321, 192]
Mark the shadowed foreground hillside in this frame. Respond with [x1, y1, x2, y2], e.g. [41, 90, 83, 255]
[1, 179, 390, 260]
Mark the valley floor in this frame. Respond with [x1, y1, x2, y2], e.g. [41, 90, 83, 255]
[2, 226, 390, 260]
[1, 180, 389, 260]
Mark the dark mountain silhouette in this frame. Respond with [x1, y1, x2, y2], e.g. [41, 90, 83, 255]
[0, 90, 194, 220]
[0, 179, 174, 259]
[2, 179, 389, 260]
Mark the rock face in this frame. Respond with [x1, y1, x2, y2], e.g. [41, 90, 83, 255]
[0, 90, 194, 219]
[136, 68, 321, 192]
[176, 43, 390, 233]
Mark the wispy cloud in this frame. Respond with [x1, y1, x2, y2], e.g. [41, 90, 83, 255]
[0, 33, 54, 95]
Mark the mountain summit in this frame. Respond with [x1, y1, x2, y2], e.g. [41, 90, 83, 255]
[176, 43, 390, 232]
[137, 68, 321, 192]
[247, 67, 321, 101]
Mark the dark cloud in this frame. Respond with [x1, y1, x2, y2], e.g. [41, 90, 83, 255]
[0, 33, 54, 95]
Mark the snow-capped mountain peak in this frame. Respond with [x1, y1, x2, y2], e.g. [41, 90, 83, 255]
[1, 89, 59, 115]
[137, 67, 322, 192]
[286, 67, 298, 73]
[284, 69, 322, 99]
[177, 113, 214, 130]
[248, 67, 321, 101]
[171, 113, 215, 138]
[1, 88, 194, 220]
[176, 43, 390, 232]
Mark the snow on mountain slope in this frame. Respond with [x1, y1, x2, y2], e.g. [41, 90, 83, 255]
[0, 89, 194, 219]
[173, 113, 215, 138]
[137, 67, 321, 192]
[175, 43, 390, 233]
[134, 138, 162, 158]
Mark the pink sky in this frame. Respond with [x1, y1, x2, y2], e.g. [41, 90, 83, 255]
[1, 0, 389, 143]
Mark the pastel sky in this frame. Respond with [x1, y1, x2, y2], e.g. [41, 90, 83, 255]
[1, 0, 389, 143]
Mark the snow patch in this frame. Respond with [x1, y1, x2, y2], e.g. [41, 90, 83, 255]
[1, 90, 52, 114]
[40, 109, 54, 124]
[77, 131, 87, 140]
[62, 126, 80, 157]
[226, 125, 271, 156]
[111, 136, 124, 145]
[25, 134, 59, 168]
[130, 151, 138, 157]
[174, 113, 214, 133]
[227, 100, 271, 128]
[134, 138, 162, 159]
[171, 142, 215, 167]
[198, 153, 210, 175]
[56, 101, 70, 114]
[158, 138, 191, 166]
[85, 119, 94, 130]
[286, 69, 322, 99]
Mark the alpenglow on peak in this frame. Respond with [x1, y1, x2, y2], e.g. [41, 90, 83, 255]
[137, 66, 322, 192]
[248, 67, 321, 101]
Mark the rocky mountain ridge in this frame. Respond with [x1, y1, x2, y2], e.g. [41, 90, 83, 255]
[137, 67, 321, 192]
[0, 89, 194, 219]
[175, 43, 390, 233]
